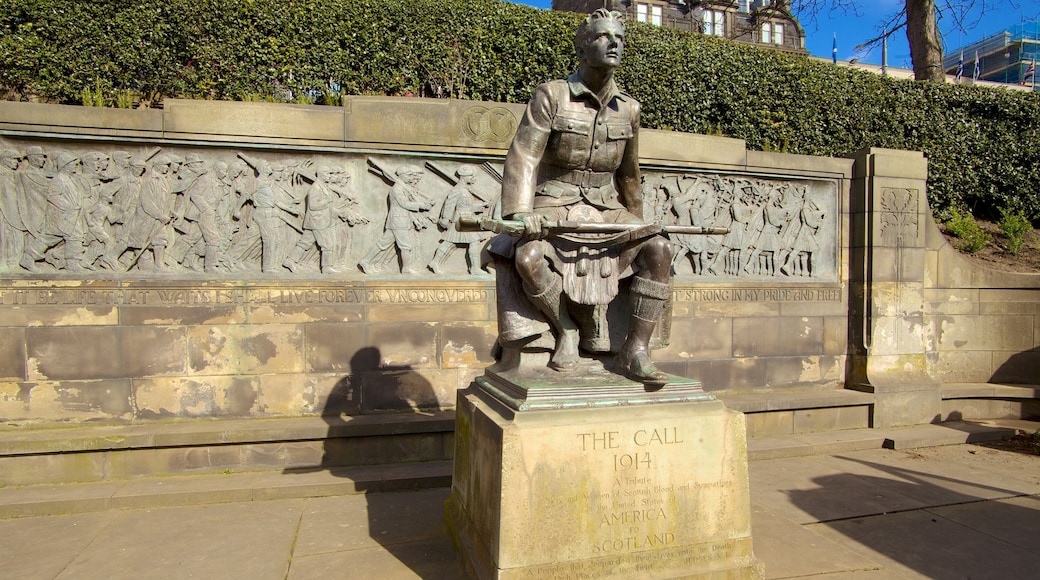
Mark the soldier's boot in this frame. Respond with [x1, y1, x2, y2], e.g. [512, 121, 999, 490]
[282, 243, 307, 273]
[400, 249, 421, 275]
[358, 245, 384, 274]
[19, 240, 45, 272]
[526, 276, 580, 372]
[428, 243, 452, 274]
[64, 241, 93, 273]
[152, 245, 170, 272]
[204, 244, 223, 273]
[615, 277, 670, 388]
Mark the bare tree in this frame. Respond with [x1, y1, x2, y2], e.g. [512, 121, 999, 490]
[790, 0, 1030, 82]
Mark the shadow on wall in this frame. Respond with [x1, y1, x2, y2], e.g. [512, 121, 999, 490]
[786, 454, 1040, 578]
[992, 346, 1040, 384]
[286, 346, 462, 577]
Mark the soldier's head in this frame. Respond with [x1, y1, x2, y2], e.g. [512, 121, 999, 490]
[112, 151, 131, 169]
[0, 149, 21, 170]
[55, 152, 80, 174]
[152, 154, 172, 175]
[82, 152, 110, 176]
[129, 157, 147, 177]
[316, 166, 335, 183]
[575, 9, 625, 70]
[26, 146, 46, 168]
[456, 164, 477, 184]
[396, 165, 424, 185]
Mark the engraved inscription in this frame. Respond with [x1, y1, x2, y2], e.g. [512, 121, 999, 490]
[0, 284, 496, 306]
[673, 286, 842, 303]
[568, 424, 725, 559]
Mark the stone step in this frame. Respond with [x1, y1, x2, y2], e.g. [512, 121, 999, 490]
[0, 413, 455, 486]
[746, 419, 1037, 460]
[0, 459, 453, 519]
[4, 420, 1035, 520]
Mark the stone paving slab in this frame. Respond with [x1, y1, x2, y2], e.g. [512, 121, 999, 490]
[807, 506, 1040, 580]
[55, 500, 304, 580]
[750, 505, 880, 579]
[0, 511, 114, 579]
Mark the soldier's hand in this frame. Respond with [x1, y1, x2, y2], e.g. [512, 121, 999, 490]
[514, 212, 545, 239]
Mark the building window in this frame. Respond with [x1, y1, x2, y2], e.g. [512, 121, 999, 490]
[636, 4, 663, 26]
[703, 10, 724, 37]
[761, 22, 784, 45]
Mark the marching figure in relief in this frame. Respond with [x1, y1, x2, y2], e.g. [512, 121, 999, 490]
[428, 164, 493, 275]
[490, 9, 674, 386]
[359, 165, 435, 275]
[284, 166, 368, 273]
[0, 149, 24, 268]
[21, 153, 91, 272]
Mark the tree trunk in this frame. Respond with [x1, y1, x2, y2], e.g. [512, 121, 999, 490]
[906, 0, 945, 82]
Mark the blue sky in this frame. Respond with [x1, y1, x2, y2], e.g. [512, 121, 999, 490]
[510, 1, 1040, 67]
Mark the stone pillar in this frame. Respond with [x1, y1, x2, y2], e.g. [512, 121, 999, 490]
[447, 387, 763, 579]
[847, 147, 940, 427]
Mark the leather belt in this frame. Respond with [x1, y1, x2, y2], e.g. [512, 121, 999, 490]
[546, 167, 613, 188]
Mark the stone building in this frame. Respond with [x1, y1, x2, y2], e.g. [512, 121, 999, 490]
[552, 0, 808, 55]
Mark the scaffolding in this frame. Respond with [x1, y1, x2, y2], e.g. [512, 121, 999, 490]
[944, 22, 1039, 89]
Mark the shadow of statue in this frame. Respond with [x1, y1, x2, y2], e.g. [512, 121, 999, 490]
[284, 346, 463, 577]
[785, 454, 1040, 578]
[991, 346, 1040, 385]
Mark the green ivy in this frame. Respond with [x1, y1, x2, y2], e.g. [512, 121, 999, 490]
[1, 0, 1038, 220]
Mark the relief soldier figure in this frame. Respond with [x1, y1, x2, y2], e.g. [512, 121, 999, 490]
[490, 9, 673, 386]
[359, 165, 435, 275]
[21, 153, 91, 272]
[0, 149, 24, 267]
[429, 164, 493, 275]
[284, 166, 368, 273]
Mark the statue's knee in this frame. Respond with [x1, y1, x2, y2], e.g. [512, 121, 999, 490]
[647, 236, 673, 261]
[514, 245, 543, 275]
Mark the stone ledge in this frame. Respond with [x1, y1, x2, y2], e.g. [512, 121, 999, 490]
[941, 383, 1040, 400]
[719, 389, 875, 414]
[748, 419, 1039, 460]
[0, 412, 455, 457]
[0, 459, 453, 519]
[881, 420, 1023, 450]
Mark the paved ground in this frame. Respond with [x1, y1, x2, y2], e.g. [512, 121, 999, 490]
[2, 443, 1039, 579]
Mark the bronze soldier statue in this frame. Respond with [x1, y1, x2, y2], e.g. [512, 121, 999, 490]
[490, 8, 673, 387]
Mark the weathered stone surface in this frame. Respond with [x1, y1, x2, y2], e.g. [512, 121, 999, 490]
[304, 323, 371, 374]
[366, 322, 439, 370]
[0, 328, 25, 380]
[134, 376, 260, 418]
[187, 325, 304, 375]
[27, 326, 186, 381]
[164, 98, 345, 143]
[732, 317, 824, 358]
[448, 391, 762, 578]
[745, 410, 794, 438]
[792, 405, 870, 434]
[440, 322, 497, 369]
[358, 368, 461, 412]
[656, 316, 733, 361]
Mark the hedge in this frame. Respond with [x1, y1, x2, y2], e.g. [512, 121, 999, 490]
[2, 0, 1038, 220]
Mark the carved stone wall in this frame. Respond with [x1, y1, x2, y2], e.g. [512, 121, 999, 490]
[0, 97, 854, 423]
[0, 140, 839, 282]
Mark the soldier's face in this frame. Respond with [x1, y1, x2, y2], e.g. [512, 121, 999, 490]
[28, 154, 45, 168]
[582, 20, 624, 69]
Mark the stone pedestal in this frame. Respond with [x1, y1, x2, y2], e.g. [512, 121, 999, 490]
[447, 377, 763, 579]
